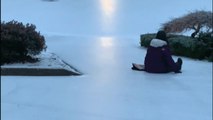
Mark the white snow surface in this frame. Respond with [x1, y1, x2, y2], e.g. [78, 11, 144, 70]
[1, 0, 212, 120]
[1, 52, 76, 72]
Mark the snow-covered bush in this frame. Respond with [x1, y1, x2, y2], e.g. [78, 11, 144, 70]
[140, 33, 155, 47]
[1, 20, 47, 65]
[140, 33, 212, 61]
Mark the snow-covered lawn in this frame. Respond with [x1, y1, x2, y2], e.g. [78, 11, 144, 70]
[1, 0, 212, 120]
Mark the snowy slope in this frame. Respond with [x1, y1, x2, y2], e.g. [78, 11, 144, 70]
[1, 0, 212, 120]
[1, 35, 212, 120]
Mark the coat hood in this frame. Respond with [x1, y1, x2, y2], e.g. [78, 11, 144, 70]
[150, 39, 167, 47]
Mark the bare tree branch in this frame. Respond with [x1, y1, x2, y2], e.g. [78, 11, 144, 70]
[161, 10, 213, 38]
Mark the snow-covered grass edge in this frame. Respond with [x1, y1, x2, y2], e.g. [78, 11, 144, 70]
[1, 52, 81, 76]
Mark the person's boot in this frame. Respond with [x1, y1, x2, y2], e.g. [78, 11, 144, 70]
[132, 66, 138, 70]
[177, 58, 183, 70]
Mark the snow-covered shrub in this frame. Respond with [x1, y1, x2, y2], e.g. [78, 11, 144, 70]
[169, 36, 208, 60]
[1, 20, 47, 65]
[140, 33, 155, 47]
[140, 33, 212, 61]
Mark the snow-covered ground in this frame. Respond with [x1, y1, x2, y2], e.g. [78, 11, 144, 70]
[1, 0, 212, 120]
[1, 52, 73, 71]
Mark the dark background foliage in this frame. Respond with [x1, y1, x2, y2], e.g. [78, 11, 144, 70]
[1, 20, 47, 65]
[140, 32, 213, 61]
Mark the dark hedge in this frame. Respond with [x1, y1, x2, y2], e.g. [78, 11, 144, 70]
[1, 20, 47, 65]
[140, 32, 212, 61]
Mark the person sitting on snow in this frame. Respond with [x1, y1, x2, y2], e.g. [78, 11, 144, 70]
[132, 30, 183, 73]
[144, 30, 183, 73]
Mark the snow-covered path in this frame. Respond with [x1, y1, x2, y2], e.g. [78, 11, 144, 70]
[1, 0, 212, 120]
[2, 36, 212, 120]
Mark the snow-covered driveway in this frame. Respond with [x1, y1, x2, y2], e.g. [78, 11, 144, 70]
[1, 0, 212, 120]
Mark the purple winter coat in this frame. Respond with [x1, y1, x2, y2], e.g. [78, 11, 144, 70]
[144, 39, 179, 73]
